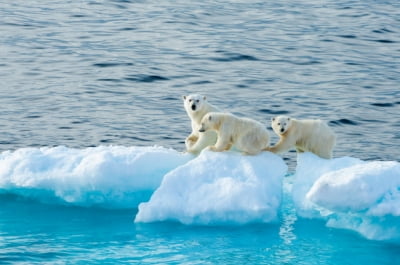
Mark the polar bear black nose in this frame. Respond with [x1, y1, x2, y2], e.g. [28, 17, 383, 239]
[191, 104, 196, 111]
[280, 128, 285, 133]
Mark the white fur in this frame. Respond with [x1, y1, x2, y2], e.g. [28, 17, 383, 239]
[183, 94, 220, 154]
[266, 115, 336, 159]
[199, 112, 270, 155]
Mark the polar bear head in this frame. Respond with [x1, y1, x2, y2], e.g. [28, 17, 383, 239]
[271, 115, 292, 135]
[183, 94, 207, 113]
[198, 112, 221, 132]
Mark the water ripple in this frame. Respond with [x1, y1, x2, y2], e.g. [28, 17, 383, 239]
[93, 62, 134, 68]
[97, 78, 122, 82]
[371, 39, 397, 44]
[329, 119, 359, 126]
[338, 34, 357, 39]
[125, 75, 169, 83]
[259, 109, 290, 115]
[372, 28, 395, 34]
[209, 52, 259, 62]
[370, 102, 395, 107]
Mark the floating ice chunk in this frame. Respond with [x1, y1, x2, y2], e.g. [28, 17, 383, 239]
[135, 150, 287, 225]
[0, 146, 191, 208]
[293, 152, 400, 241]
[308, 161, 400, 215]
[292, 152, 362, 217]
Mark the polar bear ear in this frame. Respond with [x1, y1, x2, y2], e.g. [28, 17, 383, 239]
[272, 117, 275, 122]
[203, 96, 207, 100]
[208, 115, 212, 121]
[287, 117, 291, 121]
[182, 95, 187, 100]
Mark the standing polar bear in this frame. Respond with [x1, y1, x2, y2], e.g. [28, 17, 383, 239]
[183, 94, 221, 154]
[265, 115, 336, 159]
[199, 112, 270, 155]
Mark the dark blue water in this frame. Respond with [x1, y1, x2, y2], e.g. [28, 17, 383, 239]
[1, 0, 400, 264]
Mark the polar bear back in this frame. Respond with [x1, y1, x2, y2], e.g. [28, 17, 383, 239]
[291, 119, 336, 157]
[225, 116, 269, 142]
[203, 112, 270, 155]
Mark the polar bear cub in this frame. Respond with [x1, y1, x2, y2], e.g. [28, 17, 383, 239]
[199, 112, 270, 155]
[266, 115, 336, 159]
[183, 94, 221, 154]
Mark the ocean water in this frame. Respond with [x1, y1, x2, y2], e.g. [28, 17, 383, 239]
[0, 0, 399, 264]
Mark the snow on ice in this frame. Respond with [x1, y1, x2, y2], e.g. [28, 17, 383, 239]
[135, 150, 287, 225]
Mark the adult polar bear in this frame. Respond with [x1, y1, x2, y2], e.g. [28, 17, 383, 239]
[266, 115, 336, 159]
[183, 94, 221, 154]
[199, 112, 270, 155]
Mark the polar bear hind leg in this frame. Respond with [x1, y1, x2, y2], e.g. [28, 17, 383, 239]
[236, 133, 263, 155]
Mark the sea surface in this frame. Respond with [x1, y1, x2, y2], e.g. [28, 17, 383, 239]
[0, 0, 399, 264]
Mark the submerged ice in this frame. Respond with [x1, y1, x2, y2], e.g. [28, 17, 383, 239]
[135, 150, 287, 225]
[293, 153, 400, 241]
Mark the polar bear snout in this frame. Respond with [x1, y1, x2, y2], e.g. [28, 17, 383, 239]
[280, 128, 285, 133]
[199, 123, 206, 133]
[191, 104, 197, 111]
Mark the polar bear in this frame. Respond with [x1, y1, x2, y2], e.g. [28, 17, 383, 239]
[183, 94, 221, 154]
[199, 112, 270, 155]
[265, 115, 336, 159]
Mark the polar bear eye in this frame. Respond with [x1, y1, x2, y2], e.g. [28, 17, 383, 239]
[189, 99, 192, 102]
[196, 100, 200, 103]
[277, 123, 281, 126]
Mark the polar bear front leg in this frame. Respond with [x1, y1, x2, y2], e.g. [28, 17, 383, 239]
[187, 131, 218, 153]
[265, 138, 293, 154]
[209, 134, 232, 152]
[185, 133, 198, 150]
